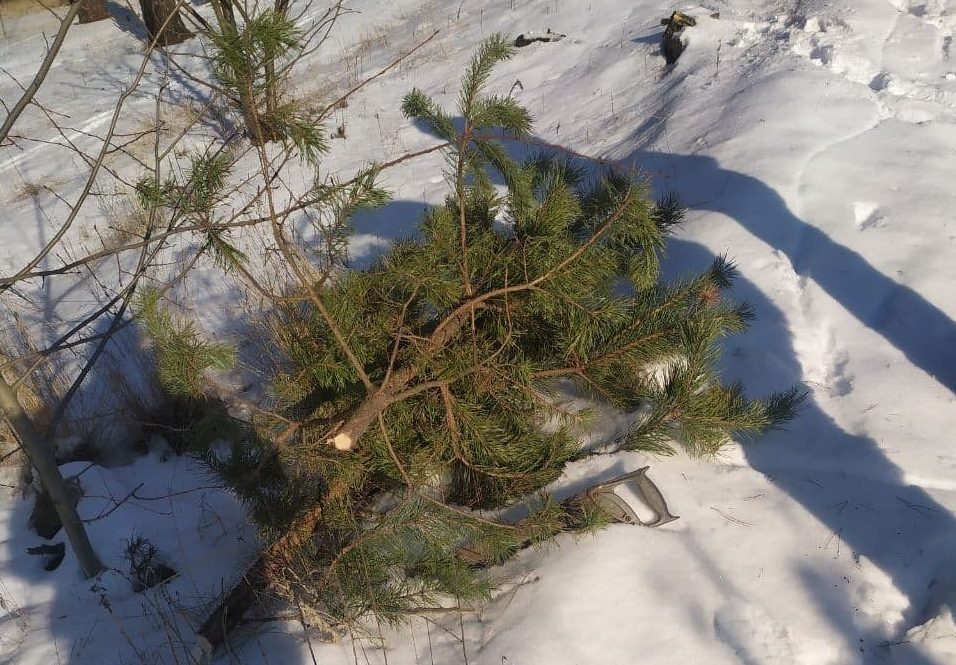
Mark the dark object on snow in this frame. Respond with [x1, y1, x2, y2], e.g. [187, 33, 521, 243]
[126, 535, 177, 592]
[29, 479, 82, 539]
[195, 550, 269, 660]
[660, 10, 697, 64]
[583, 467, 679, 527]
[515, 29, 567, 47]
[27, 542, 67, 571]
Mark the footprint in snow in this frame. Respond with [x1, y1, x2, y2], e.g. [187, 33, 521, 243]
[868, 71, 893, 92]
[809, 44, 834, 65]
[713, 602, 796, 665]
[826, 350, 854, 398]
[852, 201, 884, 231]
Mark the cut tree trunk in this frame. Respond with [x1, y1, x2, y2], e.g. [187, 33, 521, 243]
[139, 0, 192, 47]
[73, 0, 110, 23]
[0, 376, 104, 578]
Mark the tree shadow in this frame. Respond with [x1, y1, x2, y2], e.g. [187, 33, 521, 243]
[624, 147, 954, 655]
[0, 303, 309, 664]
[665, 238, 954, 663]
[0, 455, 302, 665]
[105, 0, 149, 43]
[413, 120, 955, 395]
[51, 24, 239, 145]
[408, 115, 955, 656]
[346, 199, 430, 269]
[629, 149, 956, 394]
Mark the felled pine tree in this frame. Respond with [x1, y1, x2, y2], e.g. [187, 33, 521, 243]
[170, 35, 802, 643]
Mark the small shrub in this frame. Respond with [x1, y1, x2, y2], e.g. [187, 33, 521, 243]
[125, 534, 177, 592]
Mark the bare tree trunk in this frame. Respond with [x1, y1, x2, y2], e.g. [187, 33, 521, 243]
[0, 376, 103, 578]
[73, 0, 110, 24]
[139, 0, 192, 47]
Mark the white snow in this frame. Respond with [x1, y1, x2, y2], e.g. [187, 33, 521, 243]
[2, 0, 955, 664]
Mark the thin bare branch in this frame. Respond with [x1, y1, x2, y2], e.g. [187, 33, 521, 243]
[0, 1, 84, 146]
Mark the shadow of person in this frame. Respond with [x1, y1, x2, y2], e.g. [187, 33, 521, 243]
[665, 237, 955, 662]
[629, 149, 956, 395]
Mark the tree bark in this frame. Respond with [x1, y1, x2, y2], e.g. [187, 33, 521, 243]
[73, 0, 110, 24]
[0, 376, 103, 578]
[139, 0, 192, 47]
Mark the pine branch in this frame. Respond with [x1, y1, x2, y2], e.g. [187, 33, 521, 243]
[188, 36, 804, 649]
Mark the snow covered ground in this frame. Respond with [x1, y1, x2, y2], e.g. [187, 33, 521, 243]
[1, 0, 955, 663]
